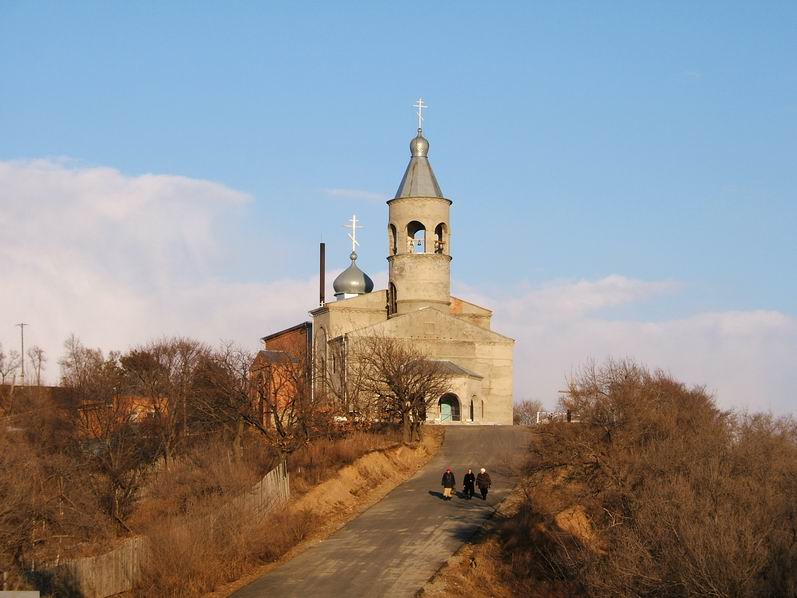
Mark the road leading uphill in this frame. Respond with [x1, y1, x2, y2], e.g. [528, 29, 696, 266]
[232, 425, 529, 598]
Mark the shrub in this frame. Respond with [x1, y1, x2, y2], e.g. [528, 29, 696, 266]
[507, 361, 797, 597]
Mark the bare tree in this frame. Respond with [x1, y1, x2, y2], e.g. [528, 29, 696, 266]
[513, 398, 544, 425]
[26, 345, 46, 386]
[191, 343, 258, 459]
[192, 340, 322, 460]
[249, 338, 321, 457]
[0, 344, 20, 385]
[315, 335, 378, 426]
[77, 394, 154, 525]
[59, 336, 155, 525]
[353, 335, 452, 443]
[120, 338, 207, 467]
[59, 334, 109, 401]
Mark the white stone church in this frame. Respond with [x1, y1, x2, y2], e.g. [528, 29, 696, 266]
[261, 116, 514, 425]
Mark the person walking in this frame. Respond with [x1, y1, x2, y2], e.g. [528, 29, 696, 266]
[463, 468, 476, 499]
[441, 467, 456, 500]
[476, 467, 492, 500]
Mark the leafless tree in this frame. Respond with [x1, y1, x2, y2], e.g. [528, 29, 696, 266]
[192, 340, 323, 460]
[77, 394, 155, 525]
[191, 342, 258, 459]
[353, 335, 452, 443]
[59, 334, 110, 401]
[26, 345, 46, 386]
[315, 335, 378, 426]
[0, 344, 20, 385]
[59, 336, 155, 524]
[249, 339, 323, 457]
[513, 398, 544, 425]
[120, 337, 208, 467]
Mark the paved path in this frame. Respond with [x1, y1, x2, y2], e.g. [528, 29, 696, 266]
[232, 426, 528, 598]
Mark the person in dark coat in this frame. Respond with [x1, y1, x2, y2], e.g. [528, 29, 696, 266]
[476, 467, 492, 500]
[463, 468, 476, 499]
[441, 467, 456, 500]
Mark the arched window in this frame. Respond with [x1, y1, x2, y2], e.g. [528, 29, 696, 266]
[470, 397, 475, 421]
[388, 223, 397, 256]
[407, 221, 426, 254]
[315, 328, 327, 376]
[388, 282, 397, 315]
[434, 222, 447, 254]
[439, 393, 461, 422]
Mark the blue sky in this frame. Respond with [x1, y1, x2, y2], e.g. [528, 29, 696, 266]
[1, 2, 795, 411]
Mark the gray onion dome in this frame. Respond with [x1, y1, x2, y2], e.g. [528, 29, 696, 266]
[410, 129, 429, 157]
[333, 252, 374, 296]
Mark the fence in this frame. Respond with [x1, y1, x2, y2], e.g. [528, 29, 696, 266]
[51, 461, 289, 598]
[535, 410, 579, 424]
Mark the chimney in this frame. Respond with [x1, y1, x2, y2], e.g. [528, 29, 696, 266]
[319, 242, 326, 306]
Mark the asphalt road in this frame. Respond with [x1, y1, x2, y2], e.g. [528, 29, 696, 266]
[232, 425, 529, 598]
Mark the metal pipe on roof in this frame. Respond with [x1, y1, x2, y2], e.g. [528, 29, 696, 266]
[319, 242, 326, 306]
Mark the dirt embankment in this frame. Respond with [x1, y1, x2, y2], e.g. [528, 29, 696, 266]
[210, 428, 444, 597]
[419, 479, 589, 598]
[419, 489, 524, 598]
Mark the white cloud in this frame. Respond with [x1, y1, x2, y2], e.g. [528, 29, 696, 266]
[456, 277, 797, 414]
[322, 188, 388, 203]
[0, 159, 314, 382]
[2, 159, 794, 414]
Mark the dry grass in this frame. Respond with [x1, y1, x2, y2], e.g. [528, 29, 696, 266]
[129, 434, 274, 531]
[288, 426, 403, 494]
[136, 503, 320, 597]
[136, 425, 418, 597]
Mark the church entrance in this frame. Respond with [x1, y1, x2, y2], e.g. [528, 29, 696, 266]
[439, 393, 461, 422]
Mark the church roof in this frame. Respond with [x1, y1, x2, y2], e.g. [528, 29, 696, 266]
[431, 360, 484, 379]
[252, 350, 298, 365]
[393, 129, 444, 199]
[346, 306, 515, 344]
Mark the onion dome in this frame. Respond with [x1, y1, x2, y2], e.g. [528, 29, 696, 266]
[394, 128, 444, 199]
[333, 251, 374, 300]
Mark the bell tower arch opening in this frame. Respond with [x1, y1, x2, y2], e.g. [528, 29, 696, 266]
[407, 221, 426, 254]
[434, 222, 447, 255]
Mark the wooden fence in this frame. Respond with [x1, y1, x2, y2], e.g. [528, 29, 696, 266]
[52, 460, 289, 598]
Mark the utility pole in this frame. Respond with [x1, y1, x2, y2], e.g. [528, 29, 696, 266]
[16, 323, 27, 385]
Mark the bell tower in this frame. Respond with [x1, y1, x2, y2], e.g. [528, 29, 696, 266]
[387, 99, 452, 316]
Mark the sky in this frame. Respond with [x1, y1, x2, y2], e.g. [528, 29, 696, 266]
[1, 2, 795, 413]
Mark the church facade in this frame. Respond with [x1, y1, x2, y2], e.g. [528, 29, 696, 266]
[307, 125, 514, 425]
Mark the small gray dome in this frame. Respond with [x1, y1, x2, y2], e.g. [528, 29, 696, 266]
[333, 251, 374, 297]
[410, 129, 429, 157]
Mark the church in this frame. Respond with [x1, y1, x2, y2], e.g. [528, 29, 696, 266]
[260, 109, 514, 425]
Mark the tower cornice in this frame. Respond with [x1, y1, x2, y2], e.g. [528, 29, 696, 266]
[386, 195, 452, 206]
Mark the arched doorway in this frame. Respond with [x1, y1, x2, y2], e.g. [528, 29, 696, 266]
[439, 393, 461, 422]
